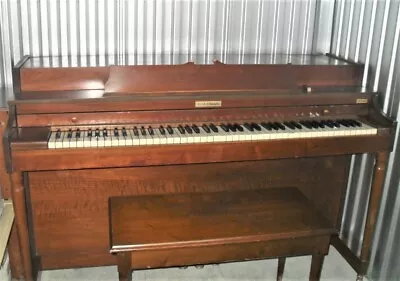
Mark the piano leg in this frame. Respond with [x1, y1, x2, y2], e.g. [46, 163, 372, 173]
[116, 252, 132, 281]
[8, 224, 24, 280]
[359, 151, 389, 276]
[277, 257, 286, 281]
[309, 254, 324, 281]
[10, 172, 33, 281]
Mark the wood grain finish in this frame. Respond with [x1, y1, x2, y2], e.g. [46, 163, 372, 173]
[110, 188, 333, 281]
[0, 111, 11, 198]
[109, 188, 335, 252]
[11, 134, 391, 172]
[6, 54, 395, 281]
[10, 172, 33, 281]
[105, 64, 362, 94]
[27, 158, 347, 269]
[20, 67, 109, 92]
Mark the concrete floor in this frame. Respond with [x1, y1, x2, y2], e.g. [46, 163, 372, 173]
[38, 246, 364, 281]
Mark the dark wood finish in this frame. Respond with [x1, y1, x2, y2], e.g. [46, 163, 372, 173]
[359, 152, 389, 275]
[110, 188, 333, 281]
[331, 235, 362, 273]
[8, 224, 25, 280]
[10, 172, 33, 281]
[4, 54, 396, 281]
[277, 257, 286, 281]
[10, 135, 391, 172]
[27, 158, 347, 265]
[20, 67, 109, 92]
[116, 252, 132, 281]
[309, 255, 325, 281]
[109, 188, 335, 252]
[0, 110, 11, 198]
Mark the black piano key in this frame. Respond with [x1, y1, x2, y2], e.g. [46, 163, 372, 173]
[148, 126, 154, 135]
[283, 121, 296, 130]
[310, 121, 320, 129]
[167, 125, 174, 135]
[261, 122, 272, 130]
[321, 120, 334, 128]
[95, 128, 100, 137]
[202, 124, 211, 133]
[103, 128, 108, 137]
[67, 129, 73, 138]
[291, 121, 302, 129]
[220, 123, 229, 132]
[243, 123, 254, 132]
[235, 123, 244, 132]
[122, 127, 128, 137]
[337, 120, 350, 127]
[133, 127, 139, 136]
[209, 123, 219, 132]
[316, 121, 325, 128]
[299, 121, 313, 129]
[178, 125, 185, 134]
[328, 120, 341, 128]
[228, 123, 237, 132]
[192, 124, 200, 134]
[55, 129, 62, 139]
[274, 122, 286, 130]
[141, 126, 147, 136]
[75, 129, 81, 138]
[114, 128, 119, 136]
[269, 122, 279, 130]
[346, 119, 360, 127]
[251, 123, 262, 131]
[159, 126, 166, 135]
[184, 125, 193, 134]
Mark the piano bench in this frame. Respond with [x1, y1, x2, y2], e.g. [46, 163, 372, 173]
[108, 187, 336, 281]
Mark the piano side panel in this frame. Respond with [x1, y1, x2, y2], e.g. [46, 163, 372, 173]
[26, 156, 351, 270]
[0, 110, 11, 198]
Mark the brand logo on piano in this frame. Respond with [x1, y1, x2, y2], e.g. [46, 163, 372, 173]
[195, 100, 222, 108]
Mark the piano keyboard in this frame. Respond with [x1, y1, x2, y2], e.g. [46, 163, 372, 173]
[47, 119, 377, 149]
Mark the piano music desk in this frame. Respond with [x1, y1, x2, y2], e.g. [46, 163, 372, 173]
[109, 187, 336, 281]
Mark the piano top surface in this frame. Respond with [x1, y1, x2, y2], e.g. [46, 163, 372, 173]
[21, 53, 352, 69]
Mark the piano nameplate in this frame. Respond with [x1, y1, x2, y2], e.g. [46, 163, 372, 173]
[195, 100, 222, 108]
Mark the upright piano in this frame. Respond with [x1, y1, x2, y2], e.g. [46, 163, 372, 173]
[1, 54, 395, 280]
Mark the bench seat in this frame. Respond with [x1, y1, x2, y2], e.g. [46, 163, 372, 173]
[109, 187, 336, 281]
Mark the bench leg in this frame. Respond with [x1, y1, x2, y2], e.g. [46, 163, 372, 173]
[277, 257, 286, 281]
[116, 252, 132, 281]
[309, 254, 324, 281]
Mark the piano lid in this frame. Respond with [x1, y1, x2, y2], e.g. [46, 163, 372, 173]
[22, 53, 352, 68]
[15, 53, 363, 95]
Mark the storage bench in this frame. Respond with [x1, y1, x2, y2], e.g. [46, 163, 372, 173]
[109, 187, 336, 281]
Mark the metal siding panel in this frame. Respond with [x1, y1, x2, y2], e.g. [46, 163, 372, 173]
[331, 0, 400, 280]
[0, 0, 332, 86]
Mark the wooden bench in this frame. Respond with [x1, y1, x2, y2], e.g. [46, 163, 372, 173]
[109, 187, 336, 281]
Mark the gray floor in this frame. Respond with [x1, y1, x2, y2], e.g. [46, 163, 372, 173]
[39, 246, 364, 281]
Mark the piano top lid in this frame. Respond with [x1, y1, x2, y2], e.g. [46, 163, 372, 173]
[21, 53, 353, 69]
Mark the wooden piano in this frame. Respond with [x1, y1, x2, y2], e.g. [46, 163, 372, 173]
[1, 54, 395, 281]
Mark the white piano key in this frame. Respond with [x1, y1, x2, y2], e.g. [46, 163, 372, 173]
[104, 130, 112, 147]
[152, 130, 162, 145]
[48, 132, 57, 148]
[125, 129, 134, 146]
[170, 128, 182, 144]
[62, 131, 72, 148]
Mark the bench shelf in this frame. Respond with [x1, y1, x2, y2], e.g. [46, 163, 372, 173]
[109, 187, 336, 281]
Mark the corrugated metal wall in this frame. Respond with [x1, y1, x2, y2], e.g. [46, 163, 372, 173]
[331, 1, 400, 280]
[0, 0, 334, 84]
[1, 0, 400, 280]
